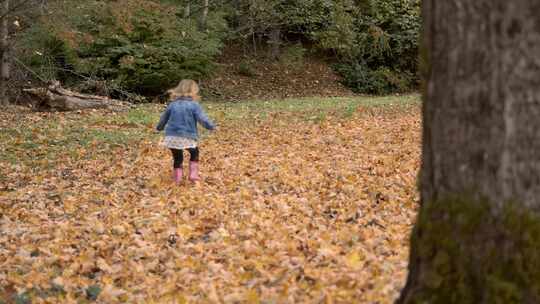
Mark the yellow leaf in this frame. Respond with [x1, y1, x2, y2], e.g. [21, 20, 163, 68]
[245, 289, 260, 304]
[346, 251, 364, 268]
[176, 224, 193, 238]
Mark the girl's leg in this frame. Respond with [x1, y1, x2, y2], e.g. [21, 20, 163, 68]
[170, 149, 184, 183]
[188, 147, 199, 162]
[170, 149, 184, 168]
[187, 147, 200, 181]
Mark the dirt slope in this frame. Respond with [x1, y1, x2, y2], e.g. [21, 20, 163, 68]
[204, 47, 354, 102]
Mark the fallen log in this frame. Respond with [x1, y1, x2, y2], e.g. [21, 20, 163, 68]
[24, 81, 129, 111]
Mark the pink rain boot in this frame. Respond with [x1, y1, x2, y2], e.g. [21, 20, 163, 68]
[173, 168, 183, 184]
[189, 161, 200, 182]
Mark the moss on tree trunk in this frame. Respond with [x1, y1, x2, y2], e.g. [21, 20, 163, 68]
[400, 196, 540, 303]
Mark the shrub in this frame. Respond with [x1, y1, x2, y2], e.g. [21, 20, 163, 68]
[326, 0, 421, 94]
[80, 6, 225, 95]
[238, 61, 257, 77]
[17, 0, 226, 96]
[279, 43, 306, 67]
[335, 62, 414, 95]
[18, 25, 79, 83]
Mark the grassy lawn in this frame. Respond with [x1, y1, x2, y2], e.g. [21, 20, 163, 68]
[0, 94, 421, 303]
[1, 94, 419, 167]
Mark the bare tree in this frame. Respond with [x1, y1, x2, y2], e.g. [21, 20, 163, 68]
[399, 1, 540, 303]
[0, 0, 9, 106]
[268, 26, 280, 59]
[183, 1, 190, 19]
[198, 0, 209, 30]
[0, 0, 41, 106]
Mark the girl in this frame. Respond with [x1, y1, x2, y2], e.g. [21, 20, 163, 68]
[156, 80, 215, 183]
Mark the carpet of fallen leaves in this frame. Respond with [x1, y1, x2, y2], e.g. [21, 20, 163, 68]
[0, 101, 420, 303]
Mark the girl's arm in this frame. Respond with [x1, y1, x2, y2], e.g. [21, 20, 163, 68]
[156, 106, 172, 131]
[194, 104, 216, 130]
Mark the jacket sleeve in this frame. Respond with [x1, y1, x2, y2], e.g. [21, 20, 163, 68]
[194, 104, 216, 130]
[156, 106, 172, 131]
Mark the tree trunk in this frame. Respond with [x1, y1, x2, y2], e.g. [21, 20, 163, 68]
[24, 81, 128, 111]
[231, 0, 240, 29]
[183, 2, 190, 19]
[399, 1, 540, 303]
[39, 0, 47, 14]
[198, 0, 208, 30]
[268, 26, 281, 59]
[0, 0, 10, 106]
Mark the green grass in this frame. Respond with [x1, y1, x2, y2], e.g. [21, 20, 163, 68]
[81, 106, 160, 127]
[0, 107, 160, 167]
[207, 94, 420, 121]
[0, 94, 420, 168]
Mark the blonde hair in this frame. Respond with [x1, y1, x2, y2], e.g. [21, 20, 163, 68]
[168, 79, 200, 100]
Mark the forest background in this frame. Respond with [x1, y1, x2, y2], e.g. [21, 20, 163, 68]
[3, 0, 420, 104]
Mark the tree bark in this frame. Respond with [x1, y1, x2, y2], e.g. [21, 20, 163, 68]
[198, 0, 208, 30]
[39, 0, 47, 14]
[399, 1, 540, 303]
[268, 26, 281, 59]
[0, 0, 10, 106]
[183, 2, 190, 19]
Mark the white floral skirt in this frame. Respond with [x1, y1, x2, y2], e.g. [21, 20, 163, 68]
[161, 136, 198, 150]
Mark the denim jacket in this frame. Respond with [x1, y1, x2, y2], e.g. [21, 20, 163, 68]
[156, 97, 215, 140]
